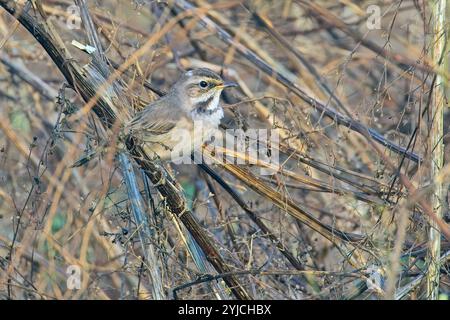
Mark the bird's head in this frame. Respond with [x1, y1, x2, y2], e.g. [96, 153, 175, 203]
[172, 68, 237, 113]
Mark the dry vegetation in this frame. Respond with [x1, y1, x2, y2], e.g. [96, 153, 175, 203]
[0, 0, 449, 300]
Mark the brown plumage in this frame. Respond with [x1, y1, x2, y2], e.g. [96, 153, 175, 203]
[125, 68, 237, 161]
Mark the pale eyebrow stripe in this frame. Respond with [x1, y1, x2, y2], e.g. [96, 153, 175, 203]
[188, 78, 222, 87]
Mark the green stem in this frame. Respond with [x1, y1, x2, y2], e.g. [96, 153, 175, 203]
[427, 0, 447, 300]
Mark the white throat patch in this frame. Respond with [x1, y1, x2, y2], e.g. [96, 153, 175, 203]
[191, 91, 224, 127]
[208, 91, 221, 110]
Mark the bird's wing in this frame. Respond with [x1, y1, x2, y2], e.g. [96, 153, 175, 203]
[127, 100, 184, 141]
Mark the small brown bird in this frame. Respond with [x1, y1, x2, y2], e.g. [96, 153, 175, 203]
[126, 68, 237, 161]
[71, 68, 236, 167]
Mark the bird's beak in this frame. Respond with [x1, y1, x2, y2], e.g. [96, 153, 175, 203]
[217, 81, 238, 89]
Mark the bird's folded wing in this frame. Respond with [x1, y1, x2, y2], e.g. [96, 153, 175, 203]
[126, 102, 183, 141]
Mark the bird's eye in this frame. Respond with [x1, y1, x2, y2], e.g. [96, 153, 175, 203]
[199, 81, 208, 88]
